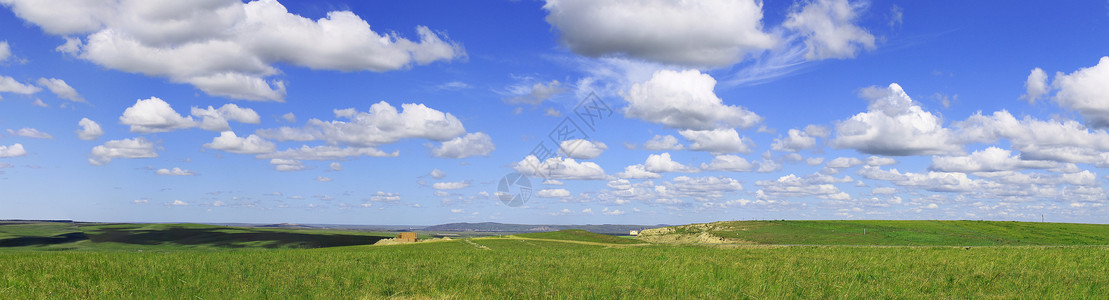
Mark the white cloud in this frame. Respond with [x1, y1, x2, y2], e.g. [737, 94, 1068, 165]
[756, 173, 851, 200]
[616, 164, 661, 179]
[503, 80, 564, 105]
[1053, 56, 1109, 128]
[542, 179, 563, 185]
[0, 75, 41, 95]
[865, 156, 897, 166]
[315, 176, 332, 182]
[537, 188, 571, 198]
[1022, 68, 1048, 104]
[643, 152, 698, 173]
[190, 103, 261, 132]
[772, 128, 819, 152]
[0, 143, 27, 158]
[784, 0, 876, 60]
[35, 78, 84, 103]
[31, 99, 48, 107]
[329, 162, 342, 171]
[872, 187, 897, 194]
[269, 158, 305, 171]
[156, 167, 195, 176]
[257, 101, 466, 147]
[119, 97, 197, 133]
[281, 112, 296, 123]
[7, 128, 52, 139]
[834, 83, 960, 156]
[930, 147, 1056, 172]
[171, 200, 188, 206]
[429, 168, 446, 179]
[260, 145, 397, 161]
[679, 128, 753, 154]
[806, 157, 825, 165]
[76, 118, 104, 140]
[602, 208, 625, 216]
[433, 181, 470, 190]
[0, 41, 9, 62]
[431, 132, 495, 159]
[1, 0, 465, 101]
[643, 135, 684, 151]
[542, 0, 775, 67]
[700, 154, 756, 172]
[954, 110, 1109, 164]
[513, 155, 607, 180]
[89, 137, 157, 165]
[826, 157, 863, 169]
[544, 107, 562, 117]
[559, 139, 606, 159]
[624, 69, 761, 130]
[203, 131, 275, 154]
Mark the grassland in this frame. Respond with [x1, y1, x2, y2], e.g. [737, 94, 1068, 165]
[1, 220, 1107, 298]
[663, 220, 1109, 246]
[514, 229, 647, 244]
[0, 222, 395, 251]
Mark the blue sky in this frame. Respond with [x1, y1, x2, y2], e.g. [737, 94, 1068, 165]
[1, 0, 1107, 225]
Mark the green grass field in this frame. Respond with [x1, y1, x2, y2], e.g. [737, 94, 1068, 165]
[1, 220, 1107, 298]
[515, 229, 647, 244]
[685, 220, 1109, 246]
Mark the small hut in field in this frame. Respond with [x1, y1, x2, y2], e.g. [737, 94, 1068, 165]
[395, 232, 418, 243]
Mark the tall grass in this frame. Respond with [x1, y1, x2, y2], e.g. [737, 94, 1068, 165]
[2, 240, 1105, 298]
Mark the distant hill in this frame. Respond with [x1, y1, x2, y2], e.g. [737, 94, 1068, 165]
[422, 222, 664, 235]
[642, 220, 1109, 246]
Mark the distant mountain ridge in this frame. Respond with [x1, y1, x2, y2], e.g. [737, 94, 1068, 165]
[422, 222, 665, 235]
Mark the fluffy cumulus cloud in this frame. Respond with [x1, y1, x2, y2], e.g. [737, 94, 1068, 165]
[537, 188, 571, 198]
[89, 137, 157, 165]
[1022, 68, 1048, 104]
[204, 131, 275, 154]
[268, 158, 305, 171]
[1052, 57, 1109, 128]
[624, 70, 761, 130]
[700, 154, 756, 172]
[559, 139, 606, 159]
[542, 0, 775, 67]
[756, 173, 852, 200]
[76, 118, 104, 140]
[772, 125, 828, 152]
[643, 152, 698, 173]
[257, 101, 466, 147]
[0, 75, 41, 96]
[679, 128, 753, 154]
[119, 97, 197, 133]
[156, 167, 195, 176]
[643, 135, 684, 151]
[191, 103, 261, 131]
[513, 155, 607, 180]
[784, 0, 876, 60]
[429, 168, 446, 179]
[953, 110, 1109, 164]
[0, 143, 27, 157]
[930, 147, 1055, 173]
[0, 0, 465, 101]
[834, 83, 960, 156]
[431, 132, 495, 159]
[36, 78, 84, 103]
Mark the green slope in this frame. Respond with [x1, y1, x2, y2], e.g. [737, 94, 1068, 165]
[661, 220, 1109, 246]
[0, 221, 395, 251]
[515, 229, 647, 244]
